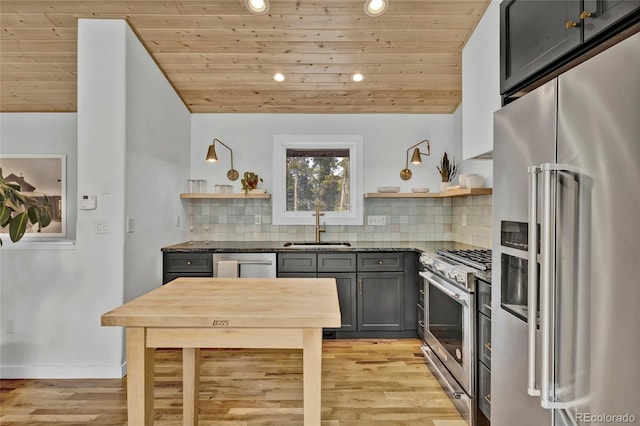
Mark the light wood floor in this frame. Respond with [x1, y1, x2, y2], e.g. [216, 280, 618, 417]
[0, 339, 466, 425]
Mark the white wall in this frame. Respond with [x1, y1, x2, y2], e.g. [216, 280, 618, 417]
[0, 113, 78, 241]
[191, 113, 462, 194]
[123, 22, 191, 303]
[0, 19, 190, 379]
[460, 0, 500, 187]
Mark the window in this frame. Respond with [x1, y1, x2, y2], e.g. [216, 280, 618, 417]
[272, 135, 363, 225]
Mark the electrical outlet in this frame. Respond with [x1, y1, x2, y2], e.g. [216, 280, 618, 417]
[367, 215, 386, 226]
[254, 215, 262, 225]
[6, 319, 15, 334]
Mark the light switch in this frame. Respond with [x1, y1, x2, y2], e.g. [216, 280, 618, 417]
[96, 219, 111, 234]
[126, 217, 134, 233]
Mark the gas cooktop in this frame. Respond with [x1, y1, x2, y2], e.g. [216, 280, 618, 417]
[436, 248, 492, 271]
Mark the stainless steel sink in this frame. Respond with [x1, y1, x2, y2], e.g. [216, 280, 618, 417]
[283, 242, 352, 248]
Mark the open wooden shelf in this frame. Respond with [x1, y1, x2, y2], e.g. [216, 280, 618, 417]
[180, 193, 271, 199]
[364, 188, 492, 198]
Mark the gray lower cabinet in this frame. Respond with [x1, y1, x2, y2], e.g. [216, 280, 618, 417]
[163, 251, 213, 284]
[277, 252, 316, 272]
[318, 272, 357, 331]
[357, 272, 404, 331]
[478, 361, 492, 419]
[477, 277, 492, 423]
[356, 253, 405, 332]
[278, 251, 409, 335]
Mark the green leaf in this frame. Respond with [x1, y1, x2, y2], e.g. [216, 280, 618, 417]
[27, 206, 41, 224]
[9, 212, 28, 242]
[39, 207, 52, 228]
[0, 204, 11, 226]
[4, 198, 19, 211]
[7, 183, 21, 191]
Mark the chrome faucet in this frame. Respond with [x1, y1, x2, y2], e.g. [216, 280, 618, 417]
[313, 205, 326, 243]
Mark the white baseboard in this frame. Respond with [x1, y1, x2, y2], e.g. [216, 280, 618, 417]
[0, 361, 127, 379]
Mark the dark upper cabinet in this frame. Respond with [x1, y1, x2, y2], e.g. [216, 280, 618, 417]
[501, 0, 582, 95]
[501, 0, 640, 96]
[583, 0, 640, 40]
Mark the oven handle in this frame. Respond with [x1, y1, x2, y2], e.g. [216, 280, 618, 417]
[420, 272, 469, 307]
[527, 165, 541, 397]
[420, 345, 467, 400]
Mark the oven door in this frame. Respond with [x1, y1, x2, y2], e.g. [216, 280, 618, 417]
[421, 270, 474, 396]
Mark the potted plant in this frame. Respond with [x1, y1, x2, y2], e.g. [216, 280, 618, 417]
[0, 167, 53, 246]
[241, 171, 264, 195]
[437, 152, 458, 192]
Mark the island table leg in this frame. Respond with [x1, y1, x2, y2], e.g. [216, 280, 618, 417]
[303, 328, 322, 426]
[183, 347, 200, 426]
[126, 327, 154, 426]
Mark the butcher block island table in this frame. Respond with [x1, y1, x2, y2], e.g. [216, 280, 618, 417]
[101, 277, 341, 426]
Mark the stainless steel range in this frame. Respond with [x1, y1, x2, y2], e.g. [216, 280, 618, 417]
[419, 249, 491, 425]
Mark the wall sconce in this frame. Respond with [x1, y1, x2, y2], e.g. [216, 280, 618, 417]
[245, 0, 269, 15]
[400, 139, 431, 180]
[206, 138, 239, 181]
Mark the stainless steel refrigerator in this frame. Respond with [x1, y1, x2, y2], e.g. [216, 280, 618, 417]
[492, 31, 640, 426]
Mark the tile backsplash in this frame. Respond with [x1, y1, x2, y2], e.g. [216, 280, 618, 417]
[188, 195, 492, 248]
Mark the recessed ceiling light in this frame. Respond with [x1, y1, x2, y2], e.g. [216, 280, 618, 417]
[273, 73, 285, 82]
[352, 73, 364, 82]
[364, 0, 389, 17]
[245, 0, 269, 15]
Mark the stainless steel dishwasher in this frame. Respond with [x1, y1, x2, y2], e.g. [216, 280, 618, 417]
[213, 253, 276, 278]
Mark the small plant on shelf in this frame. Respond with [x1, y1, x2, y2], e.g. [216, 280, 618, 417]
[437, 152, 458, 183]
[241, 171, 263, 195]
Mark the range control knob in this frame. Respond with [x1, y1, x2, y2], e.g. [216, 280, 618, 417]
[456, 274, 466, 283]
[435, 263, 445, 272]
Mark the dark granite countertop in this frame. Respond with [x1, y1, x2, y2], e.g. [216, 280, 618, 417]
[161, 240, 483, 254]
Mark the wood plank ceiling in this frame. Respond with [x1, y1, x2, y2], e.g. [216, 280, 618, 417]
[0, 0, 490, 113]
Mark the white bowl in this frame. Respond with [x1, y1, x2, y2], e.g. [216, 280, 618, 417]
[466, 175, 484, 188]
[411, 188, 430, 193]
[458, 173, 478, 186]
[377, 186, 400, 193]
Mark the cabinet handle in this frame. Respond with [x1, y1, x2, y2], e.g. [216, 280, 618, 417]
[580, 11, 593, 19]
[484, 342, 492, 351]
[484, 394, 492, 405]
[358, 279, 363, 294]
[378, 260, 383, 265]
[187, 261, 192, 265]
[565, 21, 579, 29]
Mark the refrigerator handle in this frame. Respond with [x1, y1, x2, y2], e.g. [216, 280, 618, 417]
[539, 163, 556, 410]
[539, 163, 584, 411]
[527, 166, 541, 397]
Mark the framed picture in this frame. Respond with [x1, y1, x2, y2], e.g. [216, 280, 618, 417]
[0, 154, 66, 239]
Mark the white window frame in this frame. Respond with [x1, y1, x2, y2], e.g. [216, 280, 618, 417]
[272, 134, 363, 225]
